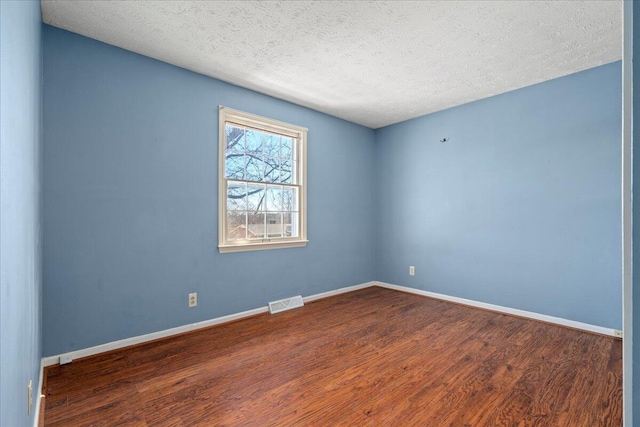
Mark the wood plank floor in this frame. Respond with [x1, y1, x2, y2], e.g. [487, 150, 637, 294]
[43, 287, 622, 426]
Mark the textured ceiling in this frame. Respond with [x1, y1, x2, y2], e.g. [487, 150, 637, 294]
[41, 1, 621, 129]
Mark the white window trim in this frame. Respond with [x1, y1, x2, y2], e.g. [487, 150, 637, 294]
[218, 106, 308, 253]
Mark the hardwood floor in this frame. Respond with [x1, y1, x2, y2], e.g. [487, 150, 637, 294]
[43, 287, 622, 426]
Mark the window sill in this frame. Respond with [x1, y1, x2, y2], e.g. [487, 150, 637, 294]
[219, 240, 308, 253]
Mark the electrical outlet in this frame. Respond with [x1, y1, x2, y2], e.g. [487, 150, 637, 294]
[409, 266, 415, 276]
[614, 329, 623, 338]
[27, 379, 32, 415]
[189, 292, 197, 307]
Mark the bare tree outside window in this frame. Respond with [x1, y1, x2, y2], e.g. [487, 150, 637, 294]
[218, 107, 306, 252]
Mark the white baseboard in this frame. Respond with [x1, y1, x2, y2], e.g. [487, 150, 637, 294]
[374, 281, 618, 337]
[42, 281, 377, 367]
[302, 281, 374, 303]
[32, 359, 44, 427]
[41, 279, 616, 368]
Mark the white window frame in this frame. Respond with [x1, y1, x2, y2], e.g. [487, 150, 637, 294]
[218, 106, 308, 253]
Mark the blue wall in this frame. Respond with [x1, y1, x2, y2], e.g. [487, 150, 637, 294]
[375, 62, 621, 329]
[42, 26, 375, 356]
[0, 1, 43, 425]
[42, 23, 621, 359]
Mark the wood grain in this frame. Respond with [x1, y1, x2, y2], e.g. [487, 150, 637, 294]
[43, 287, 622, 426]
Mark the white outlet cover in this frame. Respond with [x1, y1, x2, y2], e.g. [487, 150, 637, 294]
[189, 293, 197, 307]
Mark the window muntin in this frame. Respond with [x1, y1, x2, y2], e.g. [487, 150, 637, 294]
[218, 107, 307, 253]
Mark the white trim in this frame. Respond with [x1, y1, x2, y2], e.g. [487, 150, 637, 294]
[41, 281, 376, 367]
[219, 240, 308, 253]
[302, 281, 374, 303]
[40, 280, 617, 370]
[622, 0, 633, 424]
[374, 281, 618, 337]
[42, 355, 63, 368]
[220, 106, 308, 136]
[43, 305, 267, 366]
[32, 359, 44, 427]
[218, 106, 308, 253]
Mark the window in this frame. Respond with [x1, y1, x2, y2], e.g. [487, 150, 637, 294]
[218, 107, 307, 253]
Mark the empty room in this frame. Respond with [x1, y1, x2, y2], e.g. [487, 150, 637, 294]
[4, 0, 640, 426]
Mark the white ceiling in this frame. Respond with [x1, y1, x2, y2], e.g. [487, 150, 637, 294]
[41, 1, 621, 129]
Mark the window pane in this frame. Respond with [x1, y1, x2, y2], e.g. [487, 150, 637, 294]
[283, 212, 299, 238]
[225, 153, 245, 179]
[226, 125, 244, 151]
[227, 181, 246, 211]
[247, 184, 266, 212]
[283, 186, 298, 212]
[245, 129, 262, 154]
[266, 213, 283, 238]
[245, 155, 264, 181]
[247, 211, 265, 239]
[226, 211, 247, 240]
[263, 157, 280, 183]
[280, 160, 294, 184]
[266, 185, 283, 211]
[263, 134, 280, 158]
[281, 137, 294, 160]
